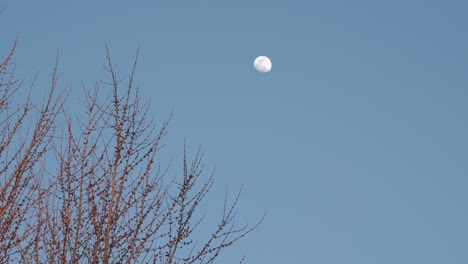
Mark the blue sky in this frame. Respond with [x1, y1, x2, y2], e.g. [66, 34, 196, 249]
[2, 0, 468, 263]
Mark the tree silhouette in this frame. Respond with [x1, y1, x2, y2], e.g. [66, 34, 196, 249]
[0, 41, 263, 263]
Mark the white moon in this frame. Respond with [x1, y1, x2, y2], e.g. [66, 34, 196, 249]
[253, 56, 272, 73]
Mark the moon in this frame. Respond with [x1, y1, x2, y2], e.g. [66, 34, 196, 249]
[253, 56, 272, 73]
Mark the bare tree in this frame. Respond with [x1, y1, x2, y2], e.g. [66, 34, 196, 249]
[0, 39, 66, 262]
[0, 42, 263, 263]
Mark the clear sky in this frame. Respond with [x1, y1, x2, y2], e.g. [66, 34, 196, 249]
[2, 0, 468, 263]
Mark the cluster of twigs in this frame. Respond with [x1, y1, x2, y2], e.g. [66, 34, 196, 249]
[0, 42, 263, 263]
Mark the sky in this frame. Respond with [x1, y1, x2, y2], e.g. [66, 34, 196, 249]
[1, 0, 468, 263]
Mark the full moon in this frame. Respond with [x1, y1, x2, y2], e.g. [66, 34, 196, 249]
[253, 56, 272, 73]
